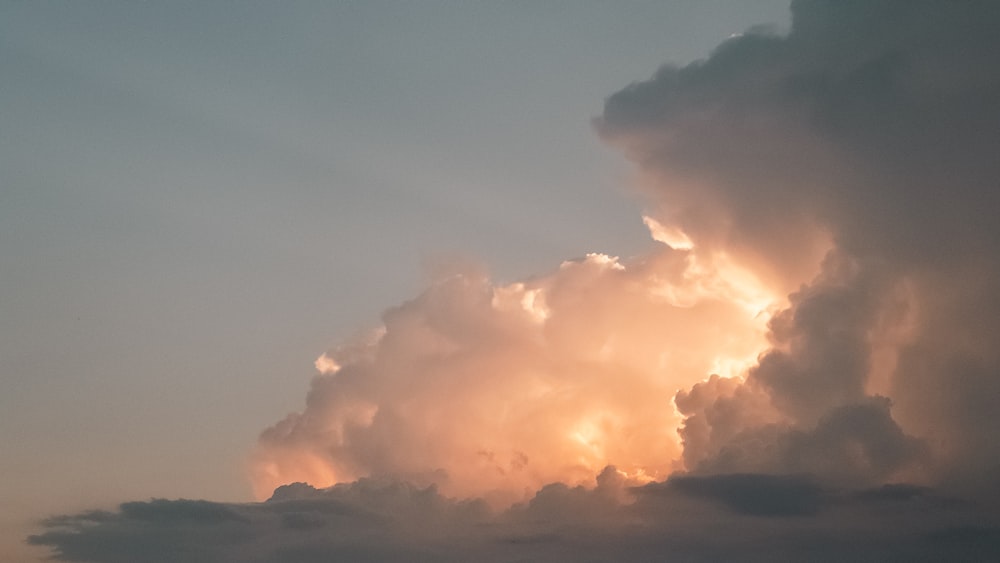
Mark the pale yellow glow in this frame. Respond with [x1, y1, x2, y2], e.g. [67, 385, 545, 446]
[520, 288, 550, 322]
[644, 215, 694, 250]
[314, 353, 341, 375]
[249, 449, 339, 500]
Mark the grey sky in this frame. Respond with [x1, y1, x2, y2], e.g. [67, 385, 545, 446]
[0, 1, 791, 559]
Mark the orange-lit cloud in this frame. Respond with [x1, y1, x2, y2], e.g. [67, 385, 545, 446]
[251, 241, 780, 504]
[253, 0, 1000, 504]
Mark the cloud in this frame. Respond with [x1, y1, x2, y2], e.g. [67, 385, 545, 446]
[662, 473, 826, 516]
[32, 0, 1000, 560]
[30, 471, 1000, 562]
[598, 0, 1000, 490]
[250, 250, 774, 505]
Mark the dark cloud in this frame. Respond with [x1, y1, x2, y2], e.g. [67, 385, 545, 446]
[599, 0, 1000, 489]
[29, 472, 1000, 562]
[660, 473, 826, 516]
[599, 0, 1000, 266]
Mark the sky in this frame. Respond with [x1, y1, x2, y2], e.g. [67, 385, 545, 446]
[1, 1, 791, 559]
[5, 1, 1000, 561]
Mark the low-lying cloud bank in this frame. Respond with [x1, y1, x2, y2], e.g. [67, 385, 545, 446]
[29, 470, 1000, 562]
[32, 0, 1000, 560]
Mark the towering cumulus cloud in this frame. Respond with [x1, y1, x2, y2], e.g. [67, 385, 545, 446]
[32, 1, 1000, 560]
[598, 0, 1000, 493]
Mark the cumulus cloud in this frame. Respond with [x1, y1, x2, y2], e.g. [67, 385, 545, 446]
[33, 0, 1000, 560]
[597, 0, 1000, 490]
[250, 249, 773, 505]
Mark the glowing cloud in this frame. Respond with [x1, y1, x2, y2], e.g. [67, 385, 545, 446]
[251, 244, 776, 504]
[252, 1, 1000, 505]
